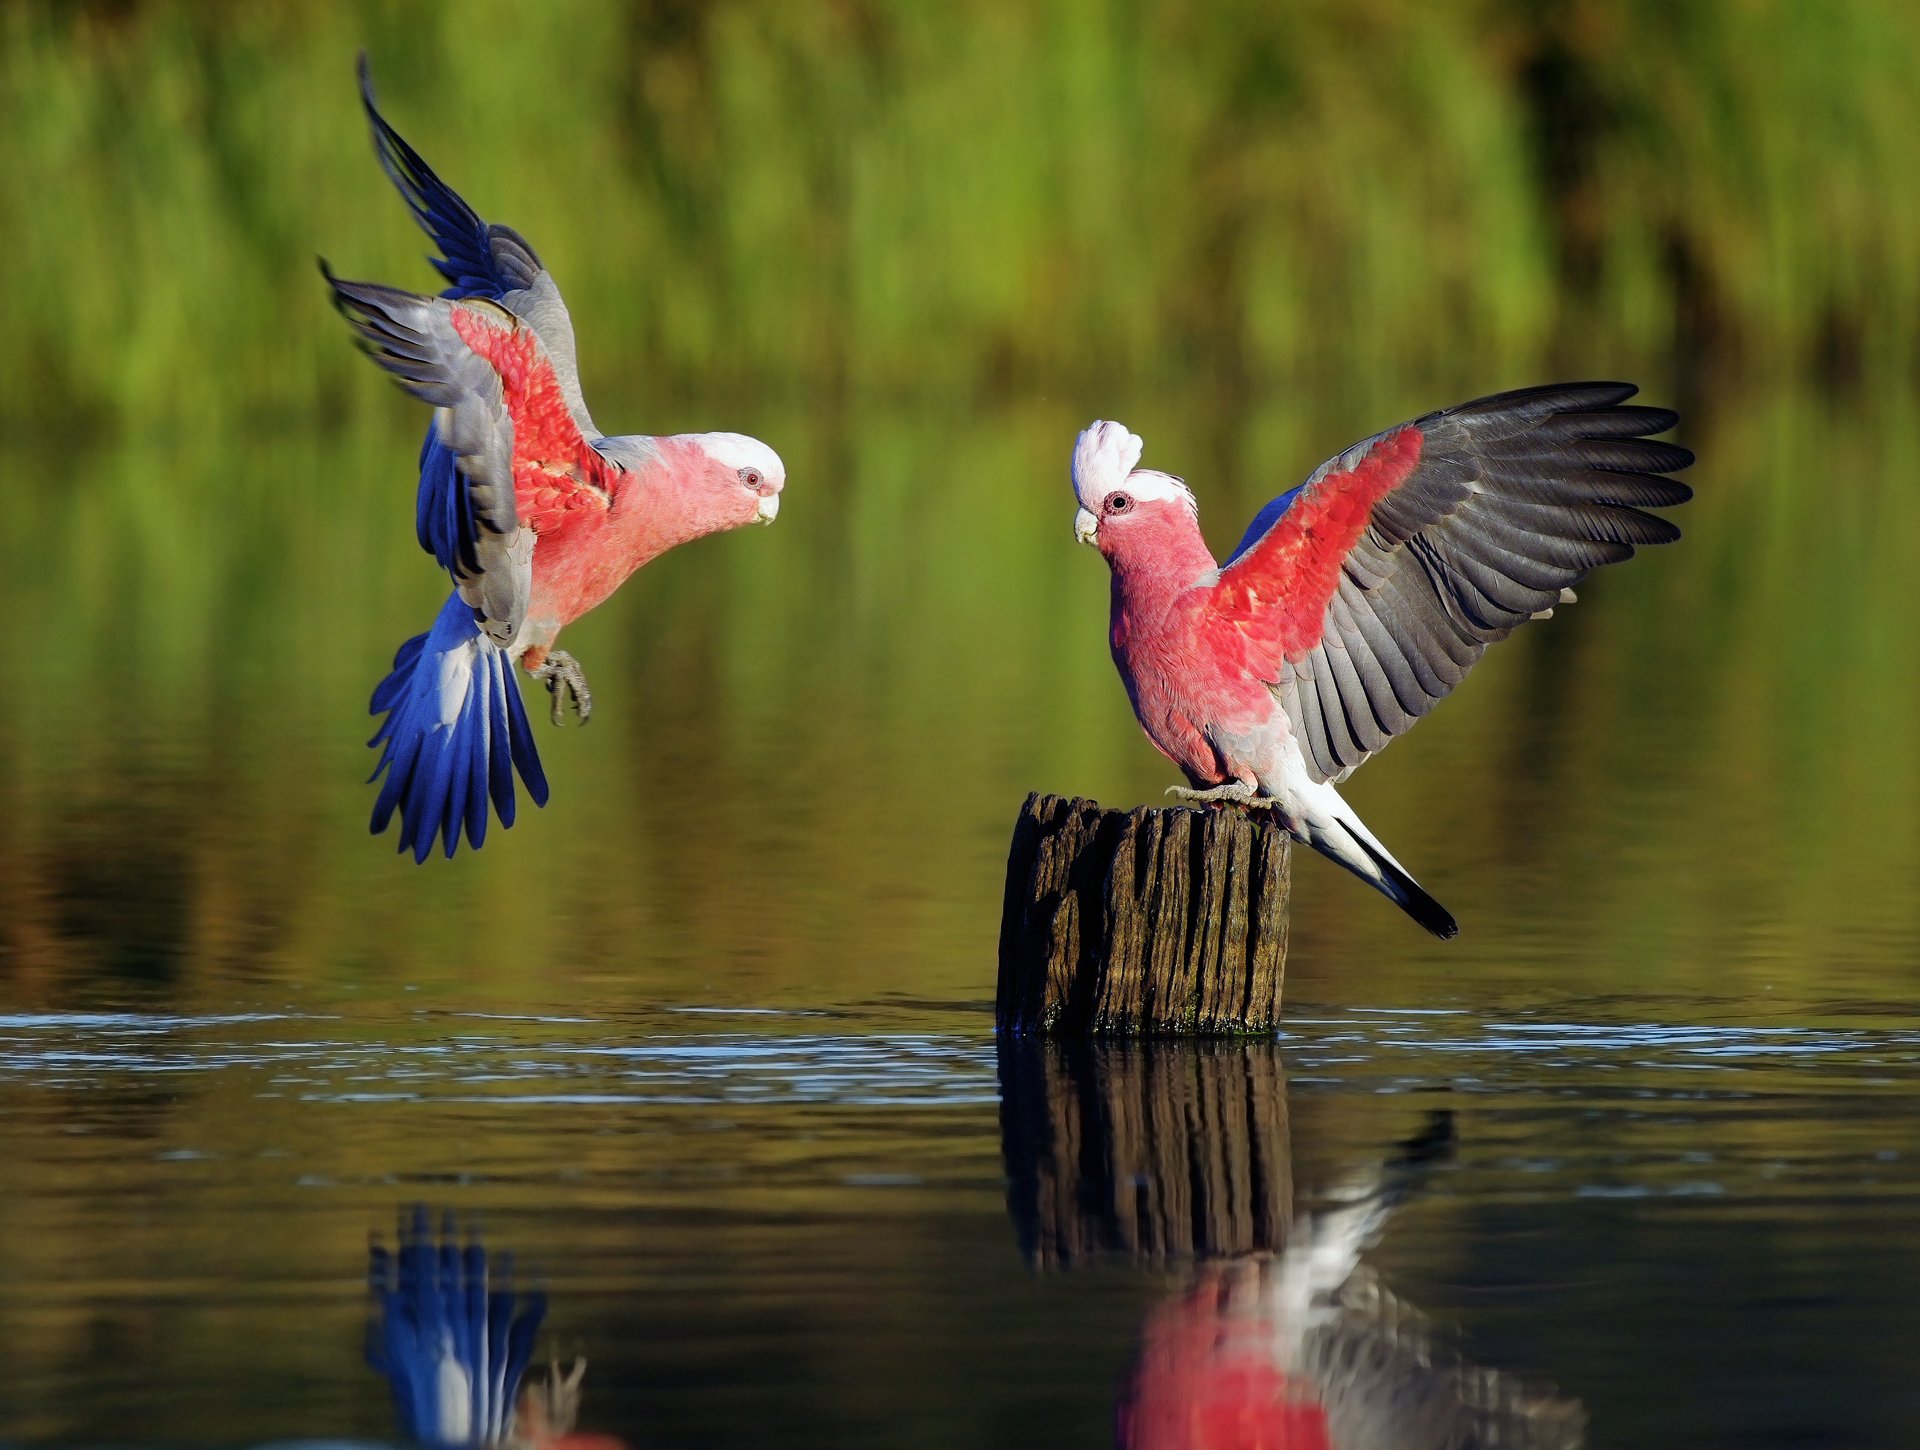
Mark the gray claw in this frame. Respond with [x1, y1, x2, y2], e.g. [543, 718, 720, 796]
[532, 651, 593, 726]
[1165, 782, 1270, 808]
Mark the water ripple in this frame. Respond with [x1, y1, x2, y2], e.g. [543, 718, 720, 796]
[2, 1006, 1916, 1110]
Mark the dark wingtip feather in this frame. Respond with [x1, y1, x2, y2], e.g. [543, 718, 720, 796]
[352, 54, 536, 301]
[1451, 380, 1639, 422]
[358, 52, 403, 154]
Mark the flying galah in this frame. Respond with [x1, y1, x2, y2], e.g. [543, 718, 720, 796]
[324, 59, 784, 860]
[1071, 385, 1692, 937]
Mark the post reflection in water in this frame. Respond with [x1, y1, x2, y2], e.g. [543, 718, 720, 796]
[366, 1206, 621, 1450]
[998, 1041, 1584, 1449]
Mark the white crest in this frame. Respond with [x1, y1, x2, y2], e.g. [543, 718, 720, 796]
[1072, 421, 1143, 509]
[1070, 420, 1197, 519]
[693, 431, 785, 483]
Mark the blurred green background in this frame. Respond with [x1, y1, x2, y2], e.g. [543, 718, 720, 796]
[3, 0, 1917, 1008]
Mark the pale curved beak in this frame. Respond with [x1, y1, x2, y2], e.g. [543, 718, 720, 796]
[1074, 506, 1099, 546]
[756, 492, 781, 524]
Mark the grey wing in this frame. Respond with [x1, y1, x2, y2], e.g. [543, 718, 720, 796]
[1275, 382, 1693, 784]
[323, 265, 531, 645]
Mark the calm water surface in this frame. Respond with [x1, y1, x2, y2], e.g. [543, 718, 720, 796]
[3, 990, 1917, 1448]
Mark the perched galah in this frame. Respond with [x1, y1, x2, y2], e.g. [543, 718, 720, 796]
[324, 59, 784, 860]
[1071, 386, 1692, 937]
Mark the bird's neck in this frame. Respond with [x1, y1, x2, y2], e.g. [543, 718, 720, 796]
[613, 437, 729, 565]
[1105, 516, 1220, 625]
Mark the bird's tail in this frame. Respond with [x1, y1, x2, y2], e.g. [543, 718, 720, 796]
[369, 592, 548, 861]
[1301, 794, 1459, 940]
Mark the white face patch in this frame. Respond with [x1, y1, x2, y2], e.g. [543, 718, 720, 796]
[1115, 468, 1198, 517]
[694, 431, 786, 487]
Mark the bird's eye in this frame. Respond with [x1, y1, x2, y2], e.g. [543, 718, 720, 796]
[739, 467, 764, 488]
[1107, 493, 1132, 514]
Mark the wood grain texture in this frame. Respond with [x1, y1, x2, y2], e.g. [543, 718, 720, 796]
[996, 793, 1289, 1036]
[997, 1037, 1293, 1268]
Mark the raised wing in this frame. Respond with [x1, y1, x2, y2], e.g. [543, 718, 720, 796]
[358, 55, 542, 302]
[325, 267, 623, 643]
[1212, 383, 1692, 783]
[357, 58, 601, 586]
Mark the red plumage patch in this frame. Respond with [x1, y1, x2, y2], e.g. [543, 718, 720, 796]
[447, 305, 621, 535]
[1211, 426, 1425, 660]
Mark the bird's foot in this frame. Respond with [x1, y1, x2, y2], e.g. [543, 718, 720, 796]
[1165, 782, 1273, 808]
[532, 651, 593, 726]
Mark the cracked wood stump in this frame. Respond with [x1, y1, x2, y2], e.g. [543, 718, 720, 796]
[995, 792, 1289, 1036]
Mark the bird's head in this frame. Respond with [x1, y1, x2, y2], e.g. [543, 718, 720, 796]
[689, 431, 786, 528]
[1070, 420, 1201, 564]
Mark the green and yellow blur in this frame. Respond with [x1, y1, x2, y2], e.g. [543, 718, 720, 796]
[2, 0, 1916, 1009]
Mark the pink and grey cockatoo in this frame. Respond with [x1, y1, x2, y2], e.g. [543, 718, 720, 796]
[324, 59, 784, 860]
[1071, 385, 1692, 937]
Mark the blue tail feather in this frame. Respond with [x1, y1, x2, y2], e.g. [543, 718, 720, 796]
[502, 668, 548, 807]
[371, 632, 429, 716]
[368, 592, 547, 861]
[485, 664, 517, 830]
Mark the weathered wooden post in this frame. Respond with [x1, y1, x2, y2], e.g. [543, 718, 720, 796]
[996, 793, 1290, 1036]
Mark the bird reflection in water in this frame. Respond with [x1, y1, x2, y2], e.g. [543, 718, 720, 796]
[366, 1206, 624, 1450]
[1116, 1114, 1582, 1450]
[998, 1041, 1583, 1449]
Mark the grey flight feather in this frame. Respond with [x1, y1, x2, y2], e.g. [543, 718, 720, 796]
[1269, 382, 1693, 784]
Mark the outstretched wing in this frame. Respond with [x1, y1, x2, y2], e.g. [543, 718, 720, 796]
[1212, 383, 1693, 783]
[358, 54, 542, 302]
[325, 267, 623, 643]
[356, 57, 600, 585]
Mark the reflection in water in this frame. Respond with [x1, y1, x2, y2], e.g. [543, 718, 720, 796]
[999, 1041, 1582, 1447]
[999, 1038, 1294, 1268]
[368, 1206, 617, 1450]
